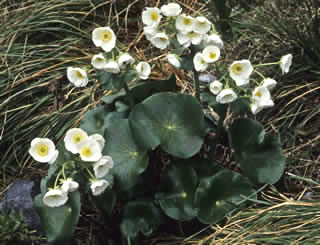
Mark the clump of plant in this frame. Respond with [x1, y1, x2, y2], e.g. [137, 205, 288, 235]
[29, 2, 291, 243]
[0, 209, 33, 243]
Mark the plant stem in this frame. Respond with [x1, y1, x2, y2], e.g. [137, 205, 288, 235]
[207, 107, 227, 160]
[253, 70, 266, 80]
[86, 168, 96, 180]
[54, 169, 63, 189]
[253, 61, 280, 68]
[193, 68, 200, 101]
[123, 83, 135, 109]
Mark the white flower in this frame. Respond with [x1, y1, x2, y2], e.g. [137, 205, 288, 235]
[167, 54, 181, 68]
[150, 33, 169, 49]
[142, 7, 162, 27]
[77, 138, 102, 162]
[195, 16, 211, 34]
[280, 54, 292, 74]
[91, 179, 110, 196]
[176, 14, 195, 32]
[229, 60, 253, 86]
[204, 33, 224, 49]
[193, 52, 208, 72]
[250, 86, 274, 114]
[61, 178, 79, 193]
[89, 134, 105, 151]
[67, 67, 88, 87]
[104, 61, 120, 74]
[64, 128, 88, 154]
[136, 62, 151, 80]
[93, 156, 114, 179]
[176, 32, 191, 48]
[118, 53, 135, 69]
[209, 81, 223, 95]
[216, 89, 238, 104]
[144, 26, 158, 41]
[202, 45, 220, 63]
[92, 27, 116, 53]
[48, 150, 59, 165]
[161, 3, 182, 17]
[261, 78, 277, 91]
[177, 31, 203, 46]
[29, 138, 57, 163]
[43, 189, 68, 207]
[91, 54, 107, 69]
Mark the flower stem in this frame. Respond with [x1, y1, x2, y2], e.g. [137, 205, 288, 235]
[207, 106, 227, 160]
[253, 70, 266, 80]
[123, 83, 135, 109]
[253, 61, 280, 68]
[86, 168, 96, 180]
[193, 68, 200, 101]
[54, 169, 63, 189]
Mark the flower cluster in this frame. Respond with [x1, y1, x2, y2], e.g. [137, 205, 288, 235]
[142, 3, 293, 115]
[67, 27, 153, 87]
[29, 128, 114, 207]
[141, 3, 223, 70]
[208, 54, 292, 114]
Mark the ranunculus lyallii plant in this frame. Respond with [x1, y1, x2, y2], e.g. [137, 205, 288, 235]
[32, 2, 290, 243]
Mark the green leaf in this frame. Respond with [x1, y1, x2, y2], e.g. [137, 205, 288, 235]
[129, 92, 205, 158]
[33, 191, 81, 244]
[156, 163, 198, 221]
[201, 91, 217, 107]
[92, 188, 116, 216]
[228, 118, 286, 184]
[103, 119, 148, 191]
[102, 75, 176, 105]
[230, 98, 251, 113]
[228, 118, 265, 160]
[180, 56, 194, 71]
[80, 106, 128, 136]
[96, 70, 113, 90]
[80, 106, 109, 135]
[120, 199, 165, 240]
[195, 170, 256, 224]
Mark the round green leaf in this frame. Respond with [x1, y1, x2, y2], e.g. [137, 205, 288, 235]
[80, 106, 109, 135]
[92, 188, 116, 216]
[239, 134, 286, 184]
[103, 119, 148, 191]
[228, 118, 265, 160]
[33, 191, 81, 244]
[80, 106, 127, 136]
[129, 92, 205, 158]
[195, 170, 256, 224]
[120, 199, 165, 239]
[156, 163, 198, 221]
[230, 98, 251, 113]
[228, 118, 286, 184]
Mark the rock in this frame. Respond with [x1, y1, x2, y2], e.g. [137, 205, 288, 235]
[0, 180, 42, 232]
[199, 73, 217, 84]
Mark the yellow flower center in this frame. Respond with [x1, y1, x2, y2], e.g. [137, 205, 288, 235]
[201, 59, 205, 64]
[150, 12, 159, 21]
[183, 17, 192, 26]
[232, 64, 243, 74]
[100, 31, 112, 42]
[159, 37, 167, 42]
[209, 52, 216, 60]
[73, 134, 84, 144]
[76, 71, 84, 79]
[96, 57, 104, 63]
[187, 31, 197, 38]
[255, 91, 262, 97]
[81, 147, 93, 157]
[37, 144, 48, 156]
[198, 20, 206, 26]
